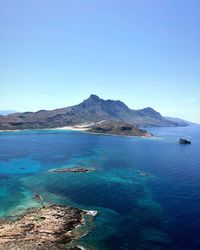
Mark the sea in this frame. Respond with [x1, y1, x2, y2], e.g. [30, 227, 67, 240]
[0, 125, 200, 250]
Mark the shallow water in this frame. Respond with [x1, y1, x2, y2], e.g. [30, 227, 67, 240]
[0, 126, 200, 249]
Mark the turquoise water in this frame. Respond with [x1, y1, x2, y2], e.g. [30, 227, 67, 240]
[0, 126, 200, 249]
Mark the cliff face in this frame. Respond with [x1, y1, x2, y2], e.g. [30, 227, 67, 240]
[0, 95, 182, 130]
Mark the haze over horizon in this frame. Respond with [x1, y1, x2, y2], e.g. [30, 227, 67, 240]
[1, 1, 200, 123]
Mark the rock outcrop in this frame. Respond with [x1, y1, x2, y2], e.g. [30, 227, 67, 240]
[88, 120, 152, 137]
[51, 167, 95, 173]
[179, 138, 191, 144]
[0, 205, 86, 250]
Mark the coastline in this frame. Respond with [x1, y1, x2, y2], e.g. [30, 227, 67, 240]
[50, 125, 91, 132]
[0, 124, 92, 133]
[0, 126, 154, 138]
[0, 204, 97, 250]
[0, 125, 198, 250]
[84, 130, 153, 138]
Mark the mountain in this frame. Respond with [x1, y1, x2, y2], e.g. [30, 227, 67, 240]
[0, 110, 18, 115]
[165, 116, 197, 126]
[0, 95, 185, 130]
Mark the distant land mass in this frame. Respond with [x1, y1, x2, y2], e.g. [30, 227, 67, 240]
[0, 110, 18, 116]
[165, 116, 197, 126]
[0, 95, 188, 130]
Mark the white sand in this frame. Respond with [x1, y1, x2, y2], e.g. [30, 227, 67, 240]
[51, 125, 91, 131]
[0, 124, 93, 132]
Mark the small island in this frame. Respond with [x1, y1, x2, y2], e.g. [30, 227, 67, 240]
[50, 167, 95, 173]
[88, 120, 152, 137]
[0, 205, 93, 250]
[179, 138, 191, 144]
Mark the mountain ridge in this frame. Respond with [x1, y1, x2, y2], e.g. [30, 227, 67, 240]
[0, 95, 186, 130]
[165, 116, 197, 126]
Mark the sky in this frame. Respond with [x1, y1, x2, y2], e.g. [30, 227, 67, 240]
[0, 0, 200, 122]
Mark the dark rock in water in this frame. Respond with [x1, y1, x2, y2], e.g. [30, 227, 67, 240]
[0, 205, 87, 250]
[51, 167, 95, 173]
[179, 138, 191, 144]
[33, 194, 43, 201]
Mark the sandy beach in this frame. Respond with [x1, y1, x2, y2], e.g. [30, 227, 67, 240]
[52, 125, 92, 131]
[0, 124, 93, 133]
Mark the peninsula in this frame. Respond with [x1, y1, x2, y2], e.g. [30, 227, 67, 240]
[87, 120, 151, 137]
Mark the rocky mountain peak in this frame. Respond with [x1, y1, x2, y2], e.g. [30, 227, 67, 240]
[88, 94, 100, 101]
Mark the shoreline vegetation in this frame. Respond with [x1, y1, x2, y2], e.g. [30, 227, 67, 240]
[0, 204, 97, 250]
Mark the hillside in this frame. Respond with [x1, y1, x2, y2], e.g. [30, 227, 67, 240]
[88, 120, 152, 137]
[0, 95, 184, 130]
[165, 116, 197, 126]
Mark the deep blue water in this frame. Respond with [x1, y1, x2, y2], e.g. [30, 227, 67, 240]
[0, 126, 200, 250]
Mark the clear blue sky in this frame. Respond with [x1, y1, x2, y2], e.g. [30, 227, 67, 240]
[0, 0, 199, 122]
